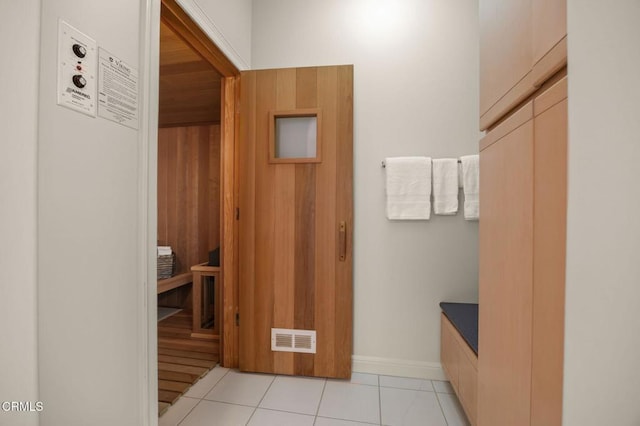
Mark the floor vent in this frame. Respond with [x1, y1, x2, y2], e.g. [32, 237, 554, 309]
[271, 328, 316, 354]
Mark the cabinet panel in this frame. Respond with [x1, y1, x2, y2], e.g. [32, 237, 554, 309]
[531, 93, 567, 426]
[441, 314, 460, 389]
[479, 0, 532, 115]
[459, 354, 478, 426]
[479, 119, 534, 426]
[532, 0, 566, 64]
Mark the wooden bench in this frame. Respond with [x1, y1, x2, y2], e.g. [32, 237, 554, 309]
[157, 265, 221, 339]
[440, 302, 478, 425]
[190, 263, 221, 339]
[157, 271, 193, 294]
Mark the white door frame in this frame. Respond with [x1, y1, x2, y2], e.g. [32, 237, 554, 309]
[138, 0, 160, 424]
[138, 0, 248, 423]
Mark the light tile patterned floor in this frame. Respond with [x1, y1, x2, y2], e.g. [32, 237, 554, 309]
[159, 367, 470, 426]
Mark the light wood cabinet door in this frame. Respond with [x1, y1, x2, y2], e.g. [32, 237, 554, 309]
[459, 353, 478, 426]
[532, 0, 566, 65]
[479, 0, 532, 115]
[440, 314, 460, 389]
[478, 114, 534, 426]
[531, 81, 567, 426]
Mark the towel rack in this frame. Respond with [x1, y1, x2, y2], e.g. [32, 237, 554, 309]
[381, 159, 462, 168]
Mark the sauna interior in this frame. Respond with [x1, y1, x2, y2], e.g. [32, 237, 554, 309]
[156, 15, 223, 411]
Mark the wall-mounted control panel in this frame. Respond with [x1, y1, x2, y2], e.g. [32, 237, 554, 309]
[57, 20, 97, 116]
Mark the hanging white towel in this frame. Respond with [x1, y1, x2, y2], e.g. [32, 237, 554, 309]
[460, 155, 480, 220]
[385, 156, 432, 220]
[432, 158, 459, 215]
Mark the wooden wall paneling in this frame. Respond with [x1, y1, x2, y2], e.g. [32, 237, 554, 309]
[313, 66, 338, 377]
[209, 125, 221, 254]
[238, 72, 257, 370]
[478, 119, 534, 426]
[166, 128, 179, 269]
[158, 128, 169, 245]
[158, 125, 221, 276]
[185, 127, 200, 270]
[175, 130, 188, 272]
[158, 19, 222, 127]
[530, 94, 567, 426]
[334, 65, 354, 378]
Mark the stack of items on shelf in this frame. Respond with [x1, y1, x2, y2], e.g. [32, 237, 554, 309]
[157, 246, 174, 279]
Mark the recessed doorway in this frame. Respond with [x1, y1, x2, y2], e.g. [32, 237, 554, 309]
[155, 0, 240, 416]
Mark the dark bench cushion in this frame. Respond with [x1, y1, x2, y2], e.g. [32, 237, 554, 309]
[440, 302, 478, 355]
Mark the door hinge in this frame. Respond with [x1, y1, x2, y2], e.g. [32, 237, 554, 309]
[236, 207, 240, 220]
[235, 312, 240, 326]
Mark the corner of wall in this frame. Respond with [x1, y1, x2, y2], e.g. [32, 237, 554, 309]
[352, 355, 447, 381]
[176, 0, 251, 70]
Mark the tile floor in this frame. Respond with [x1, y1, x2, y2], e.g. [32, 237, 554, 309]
[159, 367, 470, 426]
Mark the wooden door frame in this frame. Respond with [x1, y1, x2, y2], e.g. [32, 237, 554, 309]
[160, 0, 240, 368]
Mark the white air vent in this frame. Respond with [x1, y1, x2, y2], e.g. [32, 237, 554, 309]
[271, 328, 316, 354]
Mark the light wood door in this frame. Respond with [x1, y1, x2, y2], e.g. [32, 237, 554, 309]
[478, 108, 534, 426]
[238, 66, 353, 378]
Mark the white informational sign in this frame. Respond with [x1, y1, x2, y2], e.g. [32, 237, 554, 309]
[98, 48, 139, 129]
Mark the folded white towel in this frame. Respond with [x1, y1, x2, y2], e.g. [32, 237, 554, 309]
[432, 158, 459, 215]
[385, 156, 432, 220]
[460, 155, 480, 220]
[157, 246, 173, 256]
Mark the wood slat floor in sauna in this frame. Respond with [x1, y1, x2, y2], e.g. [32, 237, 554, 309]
[157, 309, 219, 416]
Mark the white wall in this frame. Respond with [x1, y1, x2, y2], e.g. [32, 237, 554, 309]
[564, 1, 640, 424]
[178, 0, 252, 69]
[0, 1, 41, 425]
[251, 0, 480, 378]
[37, 1, 146, 424]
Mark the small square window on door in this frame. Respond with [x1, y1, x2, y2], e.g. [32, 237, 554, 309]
[269, 109, 322, 163]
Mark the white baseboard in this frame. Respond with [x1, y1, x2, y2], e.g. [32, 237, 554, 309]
[352, 355, 447, 381]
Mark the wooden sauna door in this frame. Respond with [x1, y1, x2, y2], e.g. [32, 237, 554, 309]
[238, 65, 353, 378]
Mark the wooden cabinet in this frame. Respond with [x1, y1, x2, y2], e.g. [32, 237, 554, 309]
[479, 104, 535, 426]
[530, 78, 567, 426]
[479, 0, 532, 117]
[441, 314, 478, 425]
[478, 78, 567, 426]
[532, 0, 567, 64]
[480, 0, 566, 130]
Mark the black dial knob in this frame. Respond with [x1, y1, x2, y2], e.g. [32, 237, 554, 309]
[72, 43, 86, 58]
[72, 75, 87, 89]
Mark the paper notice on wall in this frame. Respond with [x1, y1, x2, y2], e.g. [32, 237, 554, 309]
[97, 48, 139, 130]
